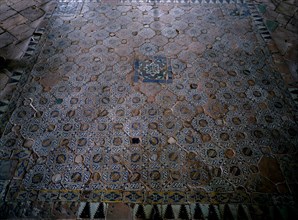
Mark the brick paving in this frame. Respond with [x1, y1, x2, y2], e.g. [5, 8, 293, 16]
[0, 0, 297, 219]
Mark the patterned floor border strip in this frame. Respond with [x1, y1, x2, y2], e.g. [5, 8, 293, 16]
[77, 202, 298, 219]
[1, 201, 297, 219]
[5, 188, 296, 206]
[0, 6, 56, 136]
[247, 2, 298, 107]
[247, 2, 272, 42]
[77, 202, 244, 219]
[0, 31, 41, 135]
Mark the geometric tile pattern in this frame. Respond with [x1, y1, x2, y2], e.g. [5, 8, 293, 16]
[134, 56, 173, 83]
[0, 0, 297, 214]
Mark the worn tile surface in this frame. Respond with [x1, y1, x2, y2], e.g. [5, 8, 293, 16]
[0, 0, 298, 219]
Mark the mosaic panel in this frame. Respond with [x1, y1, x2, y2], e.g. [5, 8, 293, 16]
[134, 56, 173, 83]
[0, 0, 297, 209]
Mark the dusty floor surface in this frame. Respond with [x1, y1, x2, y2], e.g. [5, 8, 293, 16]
[0, 0, 297, 219]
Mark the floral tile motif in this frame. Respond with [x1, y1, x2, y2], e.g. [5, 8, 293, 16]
[134, 56, 173, 84]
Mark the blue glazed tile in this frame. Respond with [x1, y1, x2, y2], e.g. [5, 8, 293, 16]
[143, 79, 157, 83]
[134, 60, 139, 68]
[134, 73, 139, 82]
[134, 55, 173, 84]
[157, 79, 166, 83]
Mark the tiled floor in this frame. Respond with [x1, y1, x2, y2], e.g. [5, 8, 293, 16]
[0, 0, 298, 219]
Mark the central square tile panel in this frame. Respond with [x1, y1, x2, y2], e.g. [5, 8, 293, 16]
[134, 56, 173, 83]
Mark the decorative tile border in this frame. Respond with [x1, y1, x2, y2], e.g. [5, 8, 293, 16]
[6, 188, 296, 207]
[0, 9, 55, 136]
[247, 2, 298, 108]
[247, 2, 272, 42]
[0, 200, 296, 219]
